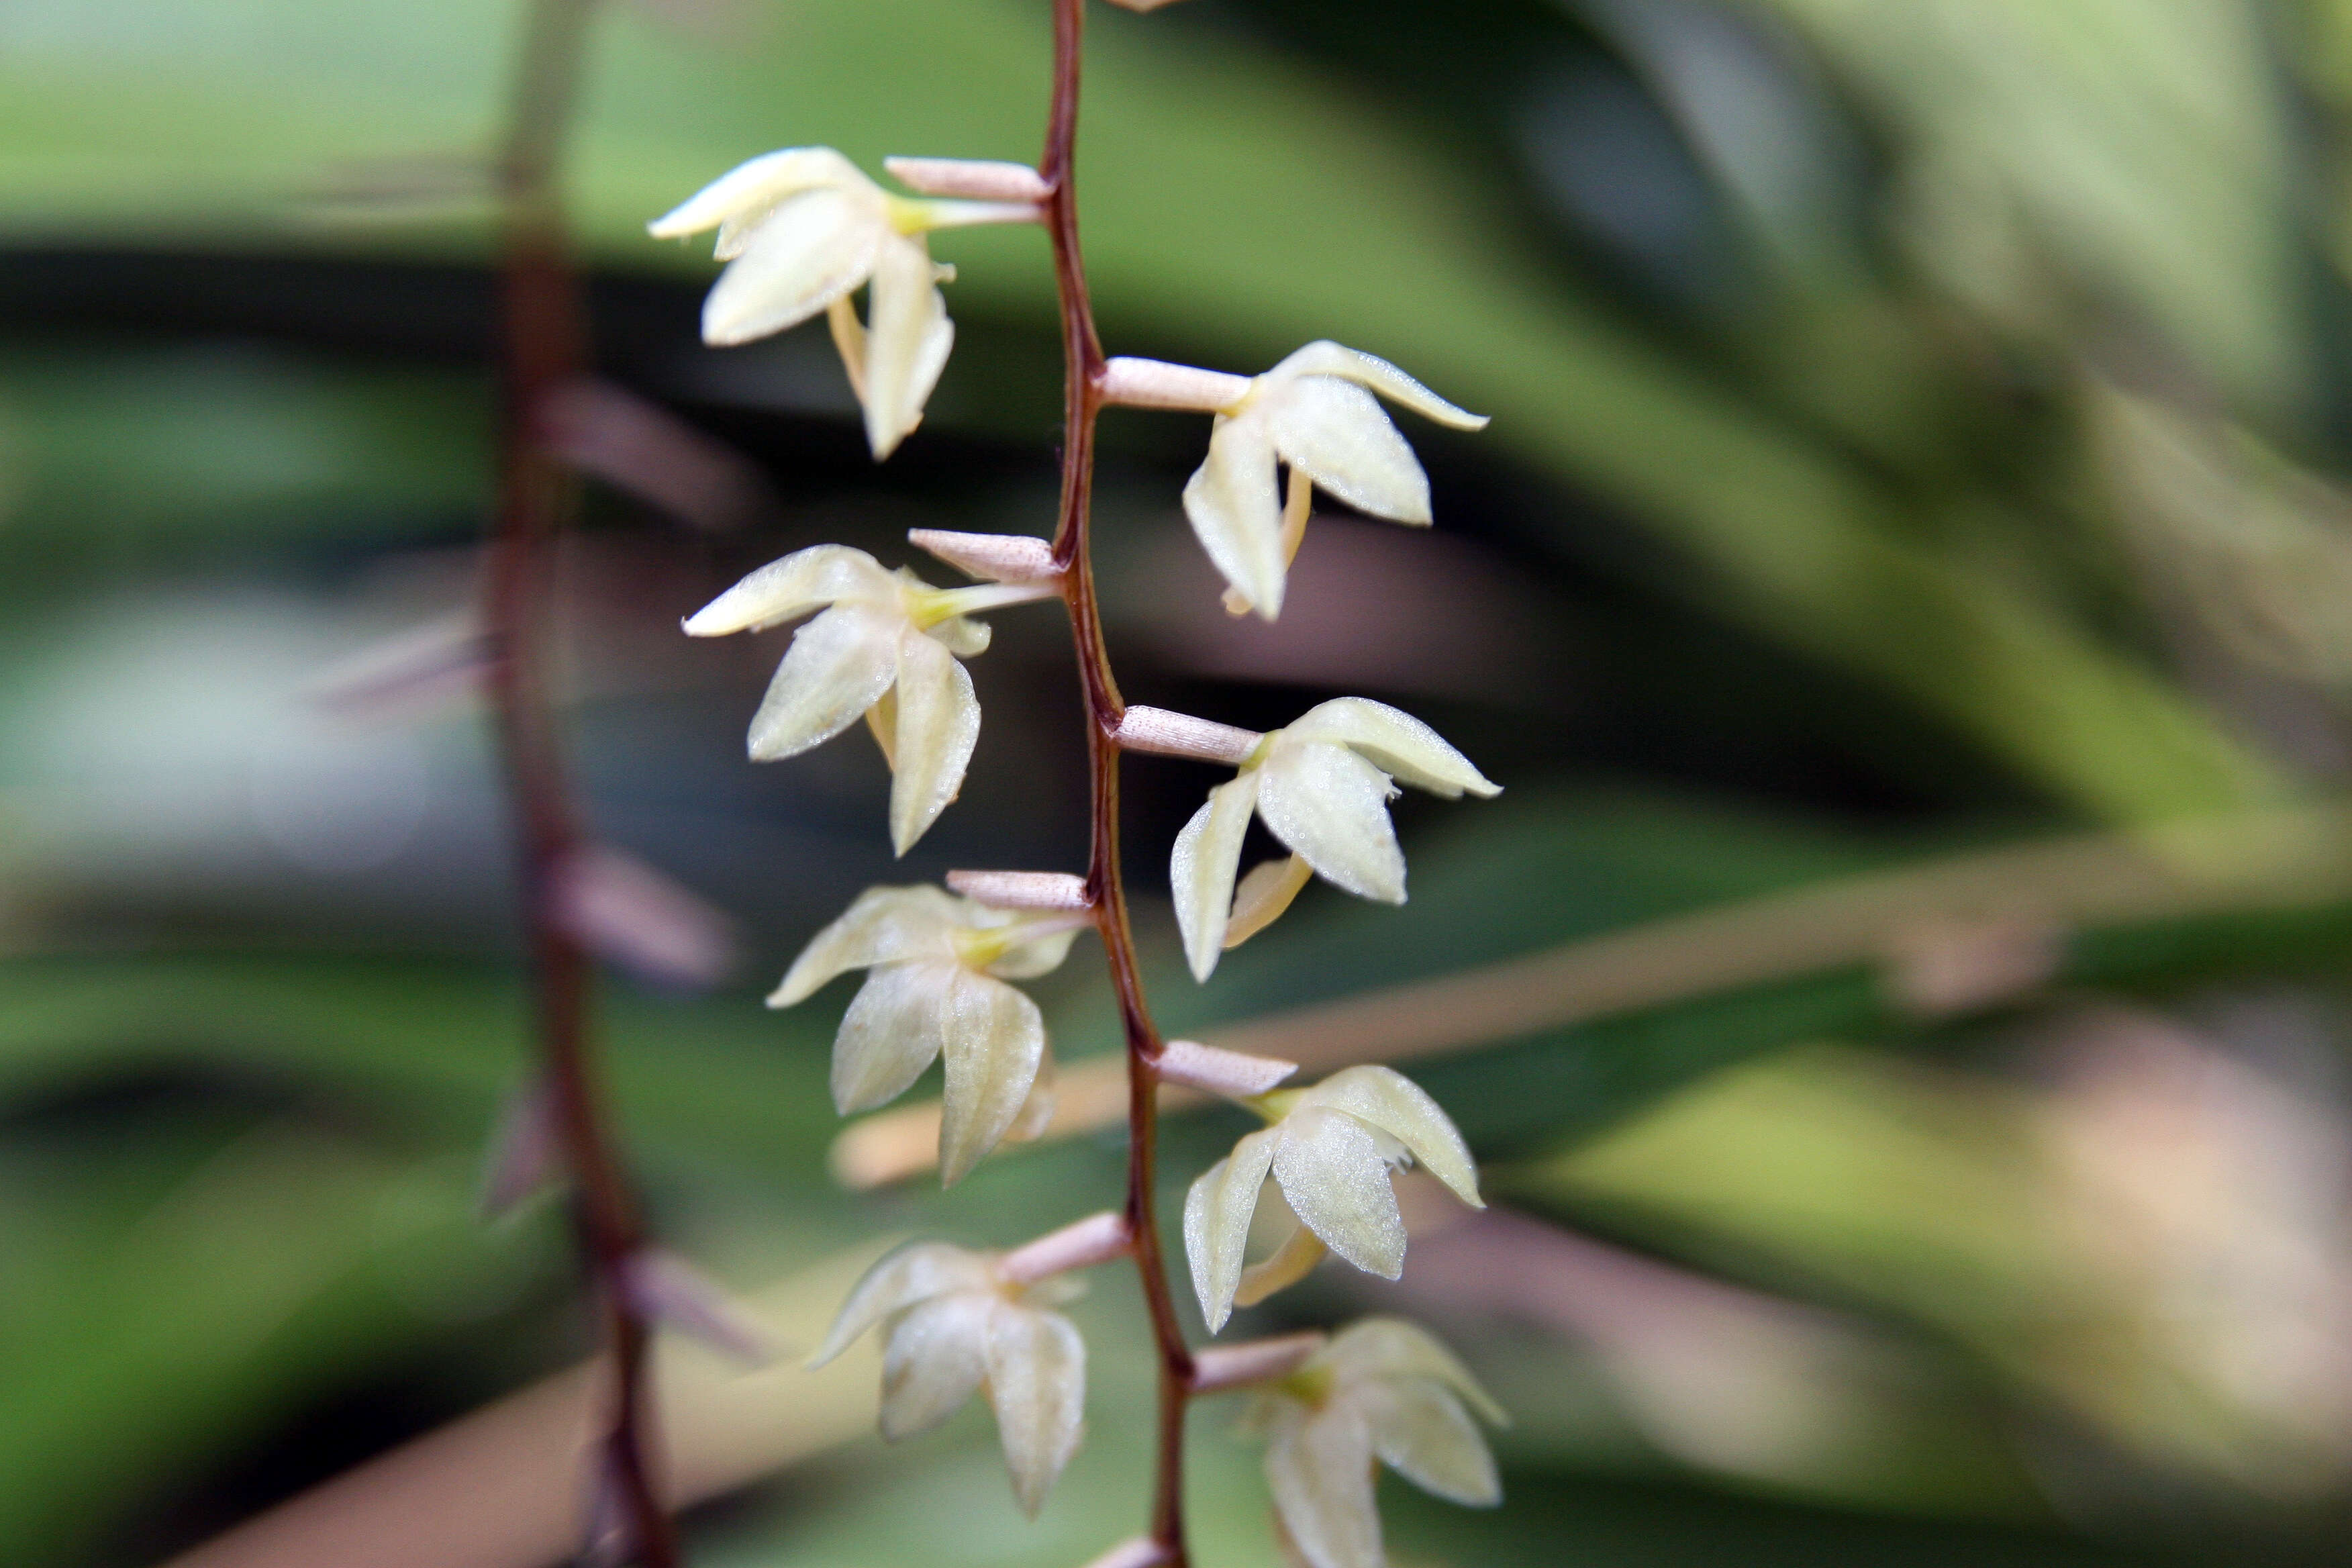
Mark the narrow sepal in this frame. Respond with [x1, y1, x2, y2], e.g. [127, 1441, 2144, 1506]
[937, 970, 1046, 1184]
[879, 1292, 990, 1438]
[746, 603, 901, 761]
[1255, 742, 1406, 903]
[1285, 698, 1499, 799]
[1302, 1065, 1483, 1208]
[1181, 1127, 1281, 1332]
[1171, 771, 1262, 981]
[888, 624, 981, 854]
[1272, 1108, 1408, 1279]
[809, 1240, 997, 1367]
[985, 1302, 1086, 1514]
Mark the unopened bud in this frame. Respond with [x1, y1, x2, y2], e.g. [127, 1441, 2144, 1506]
[999, 1210, 1131, 1284]
[886, 156, 1054, 203]
[948, 869, 1094, 911]
[1155, 1038, 1296, 1098]
[1096, 356, 1253, 413]
[909, 528, 1063, 585]
[1113, 705, 1263, 765]
[1189, 1331, 1326, 1393]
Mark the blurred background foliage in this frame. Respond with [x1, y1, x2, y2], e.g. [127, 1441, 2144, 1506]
[13, 0, 2352, 1563]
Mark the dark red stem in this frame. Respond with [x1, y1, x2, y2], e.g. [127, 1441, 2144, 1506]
[487, 1, 679, 1563]
[1038, 0, 1194, 1558]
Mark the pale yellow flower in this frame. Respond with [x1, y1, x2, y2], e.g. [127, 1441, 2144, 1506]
[771, 885, 1084, 1183]
[649, 148, 1036, 456]
[1248, 1319, 1506, 1568]
[1101, 344, 1485, 618]
[1183, 1066, 1483, 1333]
[686, 544, 1055, 854]
[810, 1241, 1085, 1514]
[1168, 698, 1498, 982]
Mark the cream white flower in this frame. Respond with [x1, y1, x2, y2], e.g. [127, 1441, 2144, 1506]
[1248, 1318, 1505, 1568]
[648, 148, 1038, 457]
[771, 885, 1085, 1183]
[686, 544, 1056, 854]
[810, 1241, 1085, 1514]
[1103, 344, 1485, 619]
[1168, 698, 1499, 982]
[1183, 1066, 1482, 1333]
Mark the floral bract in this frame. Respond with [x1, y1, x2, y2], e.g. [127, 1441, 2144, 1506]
[1251, 1319, 1506, 1568]
[686, 544, 1055, 854]
[811, 1242, 1087, 1515]
[1171, 697, 1500, 981]
[1181, 342, 1486, 620]
[648, 147, 1036, 457]
[1183, 1065, 1483, 1332]
[772, 885, 1084, 1183]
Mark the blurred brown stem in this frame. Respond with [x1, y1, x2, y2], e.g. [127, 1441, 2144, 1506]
[1040, 0, 1195, 1557]
[486, 0, 679, 1563]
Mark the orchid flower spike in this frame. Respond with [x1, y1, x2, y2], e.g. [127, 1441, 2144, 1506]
[1165, 698, 1499, 982]
[687, 545, 1057, 854]
[772, 885, 1086, 1183]
[1099, 343, 1485, 618]
[811, 1242, 1086, 1515]
[1183, 1066, 1482, 1333]
[648, 148, 1038, 457]
[1247, 1318, 1506, 1568]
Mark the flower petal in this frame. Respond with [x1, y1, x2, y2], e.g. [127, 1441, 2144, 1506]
[926, 615, 991, 659]
[1269, 375, 1429, 524]
[647, 146, 869, 242]
[1267, 341, 1488, 431]
[769, 885, 963, 1007]
[937, 969, 1046, 1185]
[1299, 1065, 1482, 1208]
[985, 922, 1081, 981]
[1181, 412, 1287, 620]
[1181, 1126, 1281, 1333]
[746, 603, 901, 761]
[862, 234, 955, 458]
[702, 187, 884, 347]
[984, 1302, 1087, 1516]
[888, 624, 981, 855]
[808, 1240, 998, 1367]
[1265, 1400, 1382, 1568]
[1225, 852, 1313, 950]
[1317, 1318, 1508, 1426]
[1272, 1109, 1407, 1279]
[1234, 1202, 1328, 1308]
[830, 959, 956, 1115]
[879, 1291, 991, 1439]
[1360, 1379, 1500, 1506]
[683, 544, 897, 636]
[1169, 769, 1263, 981]
[1283, 697, 1499, 799]
[1255, 740, 1405, 903]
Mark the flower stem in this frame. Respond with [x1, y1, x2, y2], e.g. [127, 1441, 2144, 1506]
[1038, 0, 1195, 1557]
[488, 1, 679, 1563]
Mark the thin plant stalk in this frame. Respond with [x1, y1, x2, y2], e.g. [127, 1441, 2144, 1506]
[485, 0, 681, 1562]
[1039, 0, 1197, 1557]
